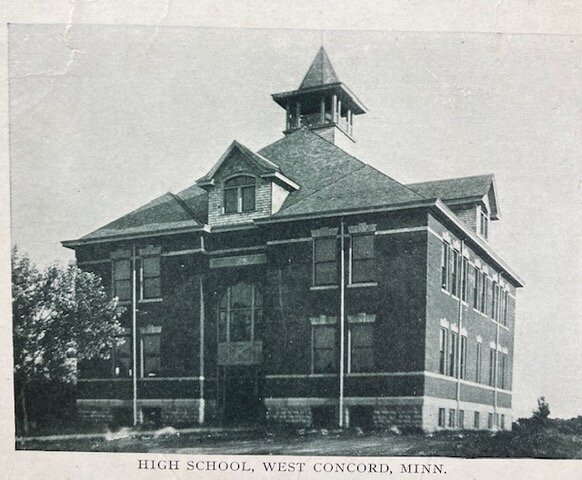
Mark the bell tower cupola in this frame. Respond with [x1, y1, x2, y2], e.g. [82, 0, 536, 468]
[272, 47, 368, 148]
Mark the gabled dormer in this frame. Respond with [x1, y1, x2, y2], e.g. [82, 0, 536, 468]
[197, 141, 299, 226]
[407, 174, 500, 241]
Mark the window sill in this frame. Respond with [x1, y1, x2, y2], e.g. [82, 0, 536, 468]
[139, 298, 163, 304]
[310, 285, 339, 291]
[347, 282, 378, 288]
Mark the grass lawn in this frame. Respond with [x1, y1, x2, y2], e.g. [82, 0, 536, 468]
[16, 427, 582, 458]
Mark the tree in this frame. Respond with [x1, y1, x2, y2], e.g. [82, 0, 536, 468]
[12, 247, 123, 433]
[533, 396, 551, 424]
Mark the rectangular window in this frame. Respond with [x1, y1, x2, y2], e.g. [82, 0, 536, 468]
[439, 328, 448, 375]
[461, 257, 469, 302]
[450, 249, 459, 297]
[351, 234, 375, 284]
[476, 342, 482, 383]
[500, 414, 505, 430]
[113, 259, 132, 301]
[349, 323, 374, 373]
[438, 408, 446, 427]
[489, 347, 496, 387]
[112, 334, 131, 377]
[474, 411, 480, 429]
[441, 242, 449, 290]
[141, 332, 161, 377]
[459, 410, 465, 429]
[449, 331, 458, 377]
[502, 290, 509, 327]
[491, 281, 498, 319]
[313, 325, 336, 373]
[480, 272, 488, 314]
[224, 188, 238, 214]
[488, 413, 493, 429]
[498, 352, 508, 389]
[448, 409, 456, 428]
[460, 335, 467, 379]
[241, 185, 256, 212]
[223, 177, 256, 214]
[314, 237, 337, 286]
[142, 256, 161, 299]
[473, 266, 480, 310]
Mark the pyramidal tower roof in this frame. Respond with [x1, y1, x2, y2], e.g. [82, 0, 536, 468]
[299, 47, 340, 89]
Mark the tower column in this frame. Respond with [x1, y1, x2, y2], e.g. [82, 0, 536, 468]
[332, 94, 337, 123]
[320, 97, 326, 124]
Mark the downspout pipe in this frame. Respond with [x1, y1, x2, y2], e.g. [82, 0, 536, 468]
[493, 275, 501, 429]
[132, 244, 138, 426]
[455, 241, 465, 424]
[198, 275, 205, 424]
[339, 219, 346, 428]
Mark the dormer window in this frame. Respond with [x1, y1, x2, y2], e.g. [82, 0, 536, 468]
[223, 176, 256, 214]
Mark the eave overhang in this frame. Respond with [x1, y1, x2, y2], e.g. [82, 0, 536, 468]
[61, 224, 211, 249]
[256, 199, 523, 288]
[272, 82, 368, 115]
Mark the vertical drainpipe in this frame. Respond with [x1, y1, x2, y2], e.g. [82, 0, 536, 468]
[131, 244, 138, 426]
[455, 241, 465, 423]
[198, 274, 205, 424]
[493, 274, 501, 430]
[339, 219, 346, 428]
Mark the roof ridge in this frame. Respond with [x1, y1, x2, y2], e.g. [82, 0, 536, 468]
[168, 191, 201, 223]
[276, 164, 367, 214]
[301, 129, 423, 200]
[362, 163, 426, 200]
[234, 140, 281, 171]
[408, 173, 495, 186]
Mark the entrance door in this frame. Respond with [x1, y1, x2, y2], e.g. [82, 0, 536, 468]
[221, 366, 263, 425]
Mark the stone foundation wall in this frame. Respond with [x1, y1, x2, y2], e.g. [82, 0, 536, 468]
[76, 399, 217, 427]
[265, 399, 425, 429]
[372, 405, 423, 429]
[265, 405, 312, 426]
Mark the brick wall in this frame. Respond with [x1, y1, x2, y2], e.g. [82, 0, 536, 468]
[450, 204, 477, 232]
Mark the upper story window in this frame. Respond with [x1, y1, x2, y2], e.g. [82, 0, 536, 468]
[350, 234, 375, 284]
[501, 290, 509, 327]
[223, 175, 256, 214]
[141, 256, 161, 299]
[218, 282, 263, 343]
[478, 206, 489, 239]
[441, 240, 461, 297]
[461, 257, 469, 302]
[313, 236, 337, 286]
[112, 252, 161, 302]
[113, 258, 131, 301]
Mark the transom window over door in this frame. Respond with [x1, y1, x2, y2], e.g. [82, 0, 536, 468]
[223, 176, 256, 214]
[218, 283, 263, 343]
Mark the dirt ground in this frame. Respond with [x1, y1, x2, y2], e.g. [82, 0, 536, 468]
[16, 428, 582, 458]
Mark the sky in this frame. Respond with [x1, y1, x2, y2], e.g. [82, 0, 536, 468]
[8, 24, 581, 419]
